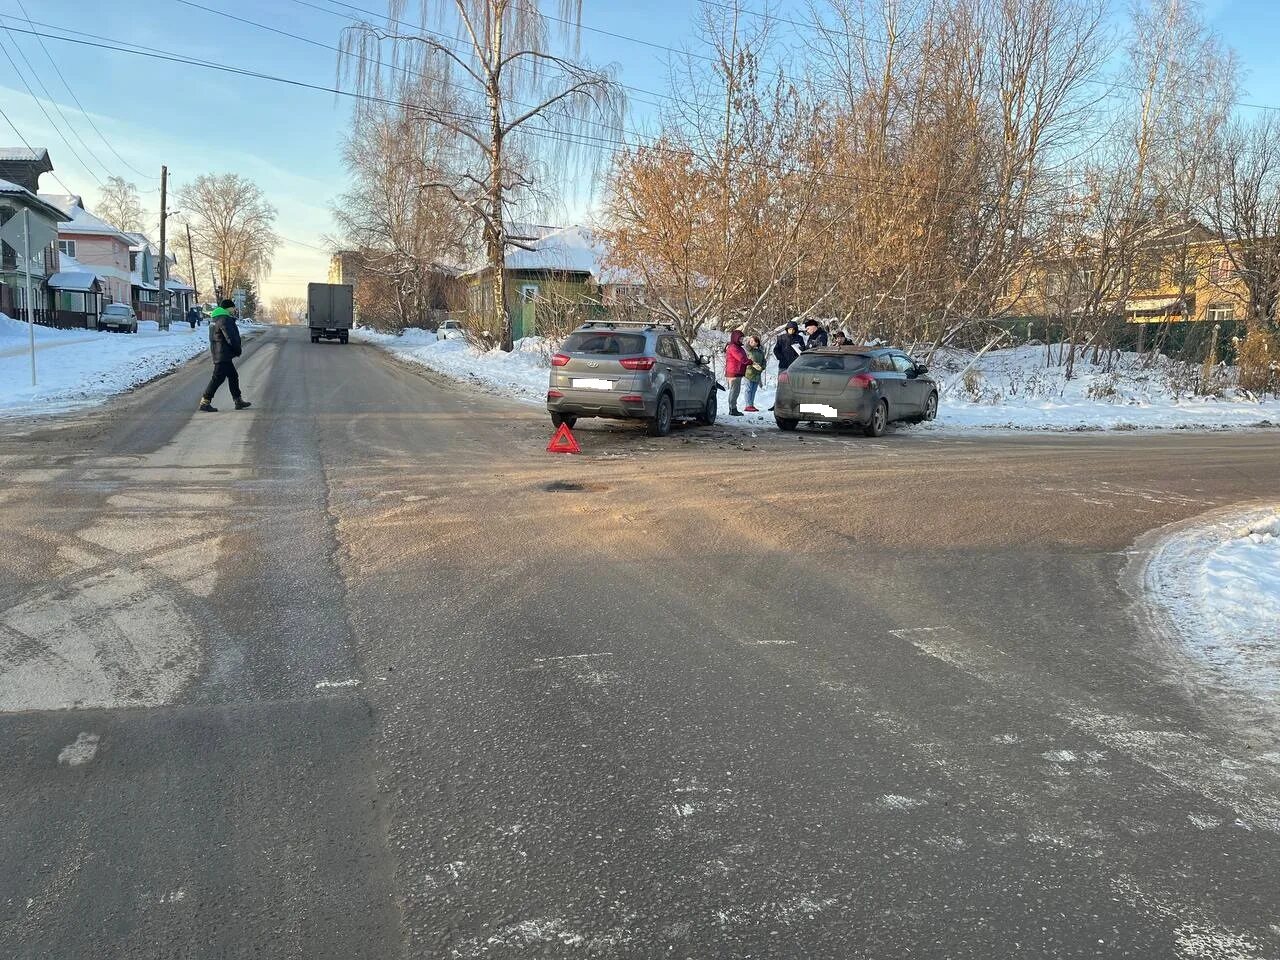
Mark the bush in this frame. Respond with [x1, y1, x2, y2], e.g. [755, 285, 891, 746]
[1235, 329, 1279, 397]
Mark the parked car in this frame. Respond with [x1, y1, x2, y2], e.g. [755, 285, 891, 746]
[546, 321, 718, 436]
[436, 319, 464, 341]
[97, 303, 138, 334]
[773, 346, 937, 436]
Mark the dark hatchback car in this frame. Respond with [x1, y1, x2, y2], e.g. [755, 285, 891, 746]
[773, 346, 938, 435]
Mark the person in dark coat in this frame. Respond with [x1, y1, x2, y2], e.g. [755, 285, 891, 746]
[199, 299, 251, 412]
[773, 321, 805, 371]
[804, 319, 829, 349]
[186, 306, 199, 329]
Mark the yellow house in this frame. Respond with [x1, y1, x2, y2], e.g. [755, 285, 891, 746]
[1001, 229, 1250, 327]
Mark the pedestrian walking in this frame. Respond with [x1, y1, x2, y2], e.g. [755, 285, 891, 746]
[773, 321, 805, 371]
[186, 306, 199, 330]
[725, 328, 749, 416]
[743, 334, 766, 412]
[804, 318, 829, 349]
[198, 299, 251, 412]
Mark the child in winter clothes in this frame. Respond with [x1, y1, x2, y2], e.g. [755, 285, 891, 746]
[743, 335, 765, 412]
[725, 329, 749, 415]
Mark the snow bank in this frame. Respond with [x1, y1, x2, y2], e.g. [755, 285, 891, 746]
[358, 326, 1280, 432]
[0, 314, 211, 418]
[1141, 505, 1280, 706]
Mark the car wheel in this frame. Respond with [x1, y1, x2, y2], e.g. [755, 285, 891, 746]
[647, 392, 674, 437]
[776, 416, 798, 432]
[697, 387, 717, 426]
[311, 336, 318, 343]
[922, 391, 938, 421]
[551, 413, 577, 429]
[864, 399, 888, 437]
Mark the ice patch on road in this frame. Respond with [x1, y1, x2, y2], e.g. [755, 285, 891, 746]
[57, 732, 99, 766]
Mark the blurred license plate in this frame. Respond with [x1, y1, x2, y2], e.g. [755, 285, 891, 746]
[800, 403, 838, 417]
[572, 378, 612, 390]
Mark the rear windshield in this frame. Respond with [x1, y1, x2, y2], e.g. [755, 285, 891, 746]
[790, 353, 871, 372]
[562, 331, 647, 355]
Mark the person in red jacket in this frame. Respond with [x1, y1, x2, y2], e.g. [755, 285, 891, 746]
[725, 328, 749, 416]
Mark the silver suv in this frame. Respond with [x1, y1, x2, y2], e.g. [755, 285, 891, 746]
[547, 322, 718, 436]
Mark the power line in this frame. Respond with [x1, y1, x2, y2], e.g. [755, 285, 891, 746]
[0, 18, 1121, 216]
[0, 30, 106, 186]
[12, 0, 160, 185]
[0, 17, 1249, 221]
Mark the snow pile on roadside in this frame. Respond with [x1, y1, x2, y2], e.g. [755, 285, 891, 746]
[1143, 505, 1280, 702]
[359, 325, 1280, 432]
[931, 344, 1280, 431]
[354, 327, 556, 403]
[0, 315, 211, 418]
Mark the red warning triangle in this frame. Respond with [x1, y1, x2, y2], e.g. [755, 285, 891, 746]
[547, 422, 582, 454]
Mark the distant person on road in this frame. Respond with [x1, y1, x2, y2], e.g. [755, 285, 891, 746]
[804, 319, 829, 349]
[773, 321, 805, 371]
[725, 328, 749, 416]
[198, 299, 251, 413]
[186, 306, 199, 330]
[743, 334, 766, 412]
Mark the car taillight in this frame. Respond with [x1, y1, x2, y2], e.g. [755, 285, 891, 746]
[551, 353, 570, 366]
[619, 357, 655, 370]
[849, 373, 877, 389]
[777, 372, 789, 384]
[547, 389, 564, 399]
[619, 394, 643, 403]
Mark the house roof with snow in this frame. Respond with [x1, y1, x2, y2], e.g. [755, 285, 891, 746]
[0, 147, 49, 163]
[48, 270, 101, 291]
[461, 224, 641, 285]
[0, 177, 73, 223]
[36, 193, 132, 241]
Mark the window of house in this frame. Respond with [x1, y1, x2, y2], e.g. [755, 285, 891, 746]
[1206, 304, 1234, 324]
[129, 252, 138, 271]
[1170, 259, 1197, 288]
[58, 239, 76, 259]
[1209, 259, 1234, 284]
[520, 283, 539, 302]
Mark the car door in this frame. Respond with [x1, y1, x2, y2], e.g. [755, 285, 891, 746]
[889, 354, 922, 417]
[655, 336, 688, 411]
[675, 336, 712, 408]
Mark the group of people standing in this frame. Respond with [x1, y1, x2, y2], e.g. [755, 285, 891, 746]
[722, 318, 855, 416]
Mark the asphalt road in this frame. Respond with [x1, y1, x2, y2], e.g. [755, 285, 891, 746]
[2, 324, 1279, 959]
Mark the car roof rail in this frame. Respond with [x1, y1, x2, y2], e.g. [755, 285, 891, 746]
[580, 319, 675, 331]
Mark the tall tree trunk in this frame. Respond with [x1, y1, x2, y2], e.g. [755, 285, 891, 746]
[488, 9, 511, 351]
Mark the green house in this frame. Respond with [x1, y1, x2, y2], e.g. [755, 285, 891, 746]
[462, 225, 606, 340]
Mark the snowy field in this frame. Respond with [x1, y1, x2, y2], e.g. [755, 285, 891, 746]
[0, 313, 211, 418]
[1141, 505, 1280, 713]
[357, 327, 1280, 433]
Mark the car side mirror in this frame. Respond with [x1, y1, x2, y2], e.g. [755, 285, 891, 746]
[914, 363, 928, 375]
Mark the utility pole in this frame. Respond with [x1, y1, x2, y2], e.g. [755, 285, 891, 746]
[157, 165, 168, 330]
[210, 264, 219, 302]
[186, 223, 199, 305]
[22, 209, 35, 386]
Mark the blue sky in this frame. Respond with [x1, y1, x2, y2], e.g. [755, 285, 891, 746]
[1, 0, 1277, 302]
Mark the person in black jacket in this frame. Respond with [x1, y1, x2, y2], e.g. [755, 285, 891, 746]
[199, 299, 251, 412]
[803, 319, 829, 349]
[773, 321, 805, 371]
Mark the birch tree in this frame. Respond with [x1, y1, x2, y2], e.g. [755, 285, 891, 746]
[341, 0, 623, 350]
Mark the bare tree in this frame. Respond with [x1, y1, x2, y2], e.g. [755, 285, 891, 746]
[340, 0, 624, 350]
[1203, 115, 1280, 330]
[269, 295, 307, 325]
[331, 89, 473, 331]
[173, 174, 280, 300]
[95, 175, 144, 233]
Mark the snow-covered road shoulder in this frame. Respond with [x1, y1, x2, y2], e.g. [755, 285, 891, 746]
[0, 314, 212, 419]
[1137, 505, 1280, 719]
